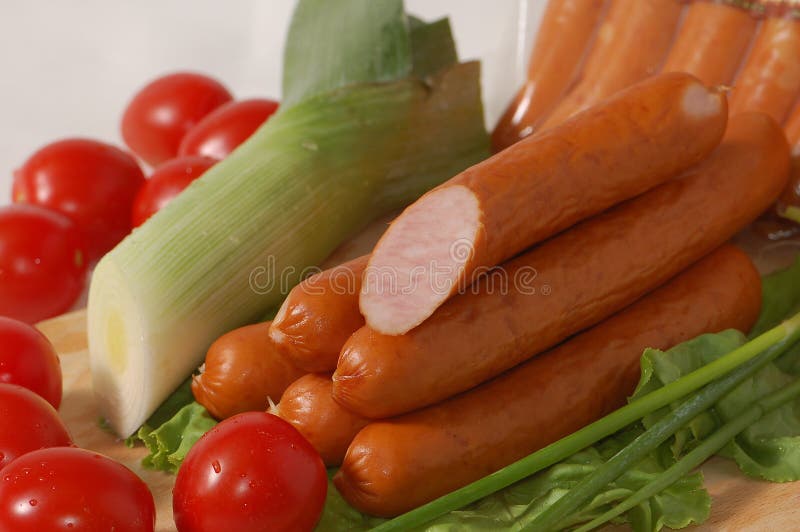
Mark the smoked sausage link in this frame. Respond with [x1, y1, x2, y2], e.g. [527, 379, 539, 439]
[338, 112, 789, 419]
[729, 17, 800, 123]
[270, 255, 367, 373]
[192, 322, 305, 420]
[362, 72, 728, 336]
[491, 0, 608, 151]
[539, 0, 683, 129]
[661, 0, 758, 86]
[272, 373, 369, 467]
[334, 245, 762, 517]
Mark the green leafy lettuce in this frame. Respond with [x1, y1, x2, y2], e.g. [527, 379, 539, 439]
[124, 379, 216, 473]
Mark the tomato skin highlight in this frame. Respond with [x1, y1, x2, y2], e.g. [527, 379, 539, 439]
[131, 156, 217, 227]
[0, 447, 156, 532]
[0, 317, 62, 409]
[122, 72, 233, 166]
[178, 98, 279, 160]
[0, 205, 87, 324]
[0, 384, 72, 470]
[173, 412, 327, 532]
[13, 138, 146, 260]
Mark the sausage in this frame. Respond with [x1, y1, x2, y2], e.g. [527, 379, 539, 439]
[729, 16, 800, 123]
[269, 255, 367, 373]
[337, 112, 789, 419]
[491, 0, 608, 152]
[334, 244, 763, 517]
[191, 322, 305, 420]
[661, 0, 758, 86]
[271, 373, 369, 467]
[539, 0, 683, 129]
[361, 72, 728, 336]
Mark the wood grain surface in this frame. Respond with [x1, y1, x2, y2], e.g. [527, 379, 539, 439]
[36, 225, 800, 532]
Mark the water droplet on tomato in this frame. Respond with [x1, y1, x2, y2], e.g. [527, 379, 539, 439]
[29, 499, 37, 506]
[211, 460, 221, 474]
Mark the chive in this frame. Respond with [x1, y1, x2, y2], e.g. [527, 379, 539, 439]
[574, 377, 800, 532]
[373, 313, 800, 532]
[525, 329, 800, 531]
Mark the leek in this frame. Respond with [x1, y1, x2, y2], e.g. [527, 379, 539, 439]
[88, 0, 488, 437]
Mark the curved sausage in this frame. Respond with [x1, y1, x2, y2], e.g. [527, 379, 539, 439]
[269, 255, 367, 373]
[192, 322, 305, 420]
[661, 0, 758, 86]
[491, 0, 608, 152]
[361, 72, 727, 336]
[539, 0, 683, 129]
[334, 244, 763, 517]
[337, 112, 789, 419]
[272, 373, 368, 467]
[729, 16, 800, 123]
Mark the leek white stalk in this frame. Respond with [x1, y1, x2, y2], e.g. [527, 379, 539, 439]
[89, 62, 486, 436]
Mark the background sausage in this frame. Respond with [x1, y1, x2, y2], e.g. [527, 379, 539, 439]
[272, 373, 369, 467]
[539, 0, 683, 129]
[337, 112, 789, 419]
[270, 255, 367, 373]
[491, 0, 608, 151]
[361, 73, 727, 336]
[334, 245, 762, 517]
[661, 0, 758, 86]
[192, 322, 305, 420]
[729, 16, 800, 123]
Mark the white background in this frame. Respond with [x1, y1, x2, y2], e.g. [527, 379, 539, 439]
[0, 1, 546, 203]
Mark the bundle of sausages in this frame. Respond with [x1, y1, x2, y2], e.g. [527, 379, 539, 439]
[196, 71, 786, 517]
[494, 0, 800, 232]
[493, 0, 800, 150]
[189, 54, 791, 519]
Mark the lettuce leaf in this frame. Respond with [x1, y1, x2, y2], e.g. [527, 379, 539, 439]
[633, 257, 800, 483]
[123, 379, 217, 473]
[417, 429, 709, 532]
[750, 255, 800, 338]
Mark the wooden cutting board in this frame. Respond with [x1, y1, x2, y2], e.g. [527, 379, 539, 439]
[35, 226, 800, 532]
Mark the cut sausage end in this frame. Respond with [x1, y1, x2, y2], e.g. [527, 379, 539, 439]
[681, 81, 724, 121]
[361, 185, 482, 336]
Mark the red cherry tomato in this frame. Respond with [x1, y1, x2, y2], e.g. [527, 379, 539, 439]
[0, 205, 87, 324]
[0, 447, 155, 532]
[0, 384, 72, 470]
[0, 317, 62, 408]
[173, 412, 327, 532]
[122, 72, 233, 166]
[13, 138, 146, 260]
[131, 156, 216, 227]
[178, 99, 279, 160]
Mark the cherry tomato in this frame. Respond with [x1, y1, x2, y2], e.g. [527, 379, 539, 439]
[0, 384, 72, 470]
[0, 205, 87, 324]
[178, 99, 279, 160]
[131, 156, 216, 227]
[13, 138, 146, 260]
[173, 412, 327, 532]
[122, 72, 233, 166]
[0, 447, 155, 532]
[0, 317, 62, 408]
